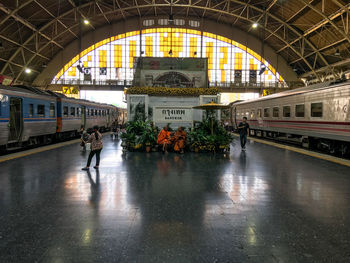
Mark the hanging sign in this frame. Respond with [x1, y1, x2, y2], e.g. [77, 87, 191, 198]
[62, 86, 78, 94]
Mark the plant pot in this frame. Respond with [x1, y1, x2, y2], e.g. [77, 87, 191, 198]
[145, 146, 151, 152]
[194, 147, 199, 153]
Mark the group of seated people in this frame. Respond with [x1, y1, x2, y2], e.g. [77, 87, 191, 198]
[157, 126, 187, 153]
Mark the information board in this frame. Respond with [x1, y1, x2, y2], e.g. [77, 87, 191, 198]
[153, 107, 193, 123]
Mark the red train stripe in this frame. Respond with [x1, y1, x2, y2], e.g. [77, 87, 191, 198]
[239, 119, 350, 125]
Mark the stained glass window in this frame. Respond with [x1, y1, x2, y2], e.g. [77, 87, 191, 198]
[53, 28, 285, 86]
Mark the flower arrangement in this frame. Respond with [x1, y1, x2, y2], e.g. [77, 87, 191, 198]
[126, 87, 219, 96]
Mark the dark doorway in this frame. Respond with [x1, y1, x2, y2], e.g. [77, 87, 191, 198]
[9, 97, 23, 141]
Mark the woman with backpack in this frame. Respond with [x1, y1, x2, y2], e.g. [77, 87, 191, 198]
[82, 126, 103, 170]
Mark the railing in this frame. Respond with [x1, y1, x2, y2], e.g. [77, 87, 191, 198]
[49, 79, 302, 89]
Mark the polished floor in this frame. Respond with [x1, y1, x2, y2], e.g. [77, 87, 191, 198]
[0, 137, 350, 263]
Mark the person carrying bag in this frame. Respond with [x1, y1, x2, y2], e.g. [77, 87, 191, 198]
[82, 126, 103, 170]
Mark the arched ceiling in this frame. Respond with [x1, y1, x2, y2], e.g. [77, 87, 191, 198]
[0, 0, 349, 85]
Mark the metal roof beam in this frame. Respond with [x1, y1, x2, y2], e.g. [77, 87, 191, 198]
[0, 35, 50, 60]
[298, 0, 350, 44]
[68, 0, 95, 30]
[96, 1, 110, 23]
[264, 0, 316, 41]
[277, 4, 350, 53]
[0, 0, 35, 28]
[301, 58, 350, 77]
[1, 1, 96, 76]
[0, 2, 64, 49]
[289, 38, 347, 64]
[34, 0, 78, 38]
[227, 0, 329, 71]
[0, 57, 39, 74]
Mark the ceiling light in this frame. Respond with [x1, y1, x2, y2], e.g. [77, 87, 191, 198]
[335, 49, 340, 56]
[83, 19, 90, 25]
[169, 14, 174, 22]
[252, 23, 258, 28]
[25, 68, 31, 74]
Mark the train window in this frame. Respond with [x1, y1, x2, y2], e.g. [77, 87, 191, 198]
[107, 109, 110, 115]
[263, 108, 270, 118]
[37, 105, 45, 117]
[49, 103, 55, 117]
[273, 107, 279, 117]
[95, 109, 97, 116]
[63, 106, 68, 117]
[311, 103, 323, 117]
[76, 108, 80, 117]
[283, 106, 291, 117]
[250, 110, 255, 118]
[99, 110, 101, 116]
[257, 109, 262, 118]
[70, 107, 75, 116]
[91, 109, 94, 116]
[29, 104, 34, 117]
[295, 104, 305, 117]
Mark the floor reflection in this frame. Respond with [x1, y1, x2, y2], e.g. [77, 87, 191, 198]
[0, 138, 350, 262]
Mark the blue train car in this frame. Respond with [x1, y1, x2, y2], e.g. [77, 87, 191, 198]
[0, 85, 121, 151]
[0, 85, 57, 149]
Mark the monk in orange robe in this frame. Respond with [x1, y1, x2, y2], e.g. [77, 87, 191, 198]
[157, 126, 171, 152]
[172, 127, 187, 154]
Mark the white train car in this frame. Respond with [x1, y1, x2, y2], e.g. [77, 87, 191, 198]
[231, 80, 350, 155]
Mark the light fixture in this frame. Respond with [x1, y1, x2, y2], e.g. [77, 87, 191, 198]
[335, 48, 340, 56]
[252, 22, 258, 28]
[42, 63, 47, 68]
[168, 14, 174, 22]
[194, 51, 197, 56]
[293, 67, 298, 72]
[83, 19, 90, 25]
[25, 68, 31, 74]
[169, 49, 173, 55]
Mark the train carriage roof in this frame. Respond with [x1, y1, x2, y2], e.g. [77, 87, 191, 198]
[0, 85, 118, 109]
[235, 80, 350, 106]
[0, 85, 57, 101]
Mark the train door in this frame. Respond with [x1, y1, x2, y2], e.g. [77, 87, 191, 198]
[106, 109, 110, 126]
[81, 106, 86, 128]
[8, 97, 23, 141]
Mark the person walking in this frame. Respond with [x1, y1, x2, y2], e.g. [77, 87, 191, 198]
[237, 117, 249, 151]
[82, 126, 103, 170]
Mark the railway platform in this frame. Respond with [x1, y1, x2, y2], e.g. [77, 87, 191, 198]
[0, 137, 350, 262]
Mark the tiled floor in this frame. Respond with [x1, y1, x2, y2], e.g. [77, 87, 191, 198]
[0, 136, 350, 262]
